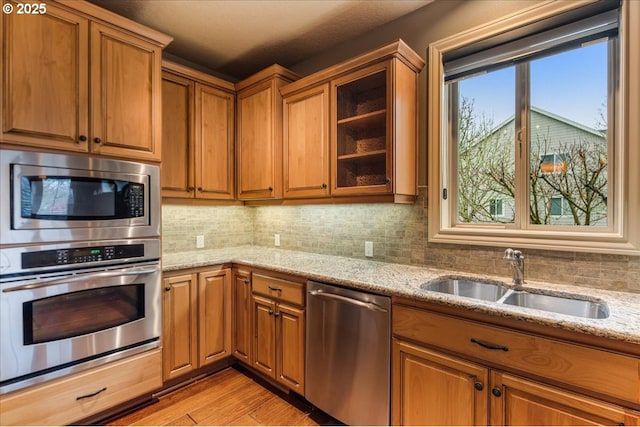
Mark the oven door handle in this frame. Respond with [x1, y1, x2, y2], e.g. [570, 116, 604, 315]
[2, 266, 159, 292]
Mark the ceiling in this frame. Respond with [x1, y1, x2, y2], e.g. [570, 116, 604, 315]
[87, 0, 433, 80]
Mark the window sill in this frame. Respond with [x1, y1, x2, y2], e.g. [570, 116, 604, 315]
[428, 228, 640, 256]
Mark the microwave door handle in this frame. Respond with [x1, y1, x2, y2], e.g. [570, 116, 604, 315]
[2, 266, 159, 292]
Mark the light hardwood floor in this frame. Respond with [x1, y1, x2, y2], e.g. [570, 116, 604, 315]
[107, 366, 339, 426]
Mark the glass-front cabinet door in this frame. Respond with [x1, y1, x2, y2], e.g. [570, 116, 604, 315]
[332, 63, 392, 196]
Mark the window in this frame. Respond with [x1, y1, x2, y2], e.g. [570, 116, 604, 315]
[540, 154, 568, 174]
[550, 196, 568, 216]
[427, 1, 640, 255]
[489, 199, 503, 217]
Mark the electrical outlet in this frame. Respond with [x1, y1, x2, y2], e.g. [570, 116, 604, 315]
[196, 235, 205, 249]
[365, 241, 373, 257]
[274, 234, 281, 247]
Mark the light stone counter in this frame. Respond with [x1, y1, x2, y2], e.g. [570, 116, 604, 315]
[163, 245, 640, 346]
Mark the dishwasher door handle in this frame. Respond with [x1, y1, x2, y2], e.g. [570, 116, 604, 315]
[309, 290, 388, 312]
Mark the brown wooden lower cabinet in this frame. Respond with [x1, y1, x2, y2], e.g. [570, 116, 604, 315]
[392, 338, 640, 426]
[392, 339, 489, 426]
[251, 274, 305, 395]
[490, 371, 639, 426]
[232, 268, 252, 363]
[392, 303, 640, 426]
[162, 267, 232, 381]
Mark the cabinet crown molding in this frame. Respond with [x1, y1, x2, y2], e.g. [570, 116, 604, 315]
[280, 38, 425, 96]
[52, 0, 173, 47]
[162, 60, 236, 92]
[235, 64, 300, 91]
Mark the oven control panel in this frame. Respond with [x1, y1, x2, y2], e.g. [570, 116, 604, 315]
[21, 244, 145, 269]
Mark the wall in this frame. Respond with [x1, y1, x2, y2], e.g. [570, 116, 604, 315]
[162, 204, 253, 253]
[291, 0, 542, 186]
[252, 189, 639, 293]
[163, 193, 639, 293]
[162, 0, 639, 294]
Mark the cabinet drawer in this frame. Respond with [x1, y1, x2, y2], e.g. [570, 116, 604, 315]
[0, 349, 162, 425]
[252, 274, 304, 305]
[393, 305, 640, 404]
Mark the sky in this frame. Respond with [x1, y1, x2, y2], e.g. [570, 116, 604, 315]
[457, 41, 608, 130]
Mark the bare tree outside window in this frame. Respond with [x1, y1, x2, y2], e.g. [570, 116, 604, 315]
[454, 41, 609, 228]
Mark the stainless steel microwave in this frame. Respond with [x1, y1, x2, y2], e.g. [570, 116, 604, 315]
[0, 149, 160, 245]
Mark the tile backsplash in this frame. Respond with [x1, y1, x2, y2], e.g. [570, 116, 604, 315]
[162, 204, 253, 253]
[163, 189, 639, 293]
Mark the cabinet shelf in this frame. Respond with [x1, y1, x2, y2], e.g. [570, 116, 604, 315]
[337, 109, 386, 126]
[336, 151, 387, 188]
[337, 149, 386, 162]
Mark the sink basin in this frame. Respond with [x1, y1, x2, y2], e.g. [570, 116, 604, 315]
[502, 292, 609, 319]
[422, 279, 509, 302]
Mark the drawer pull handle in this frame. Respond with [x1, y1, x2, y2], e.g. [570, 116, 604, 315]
[76, 387, 107, 400]
[268, 286, 282, 292]
[470, 338, 509, 352]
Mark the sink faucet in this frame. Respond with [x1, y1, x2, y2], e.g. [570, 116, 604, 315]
[503, 248, 525, 286]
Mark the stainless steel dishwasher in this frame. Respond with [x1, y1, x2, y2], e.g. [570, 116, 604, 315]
[306, 281, 391, 426]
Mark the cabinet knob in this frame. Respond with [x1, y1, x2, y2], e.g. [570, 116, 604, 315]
[268, 186, 273, 192]
[187, 186, 195, 192]
[385, 177, 391, 184]
[78, 135, 87, 142]
[243, 278, 250, 284]
[93, 137, 102, 144]
[321, 183, 327, 189]
[197, 187, 203, 192]
[492, 387, 502, 397]
[274, 312, 281, 317]
[165, 286, 171, 292]
[474, 381, 484, 391]
[268, 309, 274, 316]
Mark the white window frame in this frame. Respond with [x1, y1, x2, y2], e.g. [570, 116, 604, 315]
[427, 0, 640, 256]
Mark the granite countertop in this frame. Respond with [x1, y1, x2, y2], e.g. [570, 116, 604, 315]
[163, 245, 640, 346]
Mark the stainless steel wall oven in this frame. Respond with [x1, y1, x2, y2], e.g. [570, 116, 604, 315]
[0, 149, 162, 394]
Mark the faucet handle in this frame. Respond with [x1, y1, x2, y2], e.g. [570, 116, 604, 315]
[503, 248, 514, 260]
[503, 248, 524, 260]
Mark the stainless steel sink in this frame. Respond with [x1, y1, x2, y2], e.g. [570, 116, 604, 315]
[502, 291, 610, 319]
[421, 279, 509, 302]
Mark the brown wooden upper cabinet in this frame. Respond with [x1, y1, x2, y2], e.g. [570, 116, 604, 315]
[280, 40, 425, 203]
[282, 84, 330, 199]
[0, 0, 171, 161]
[236, 65, 300, 201]
[161, 61, 236, 200]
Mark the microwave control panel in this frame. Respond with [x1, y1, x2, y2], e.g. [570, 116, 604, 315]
[21, 244, 145, 269]
[126, 184, 145, 217]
